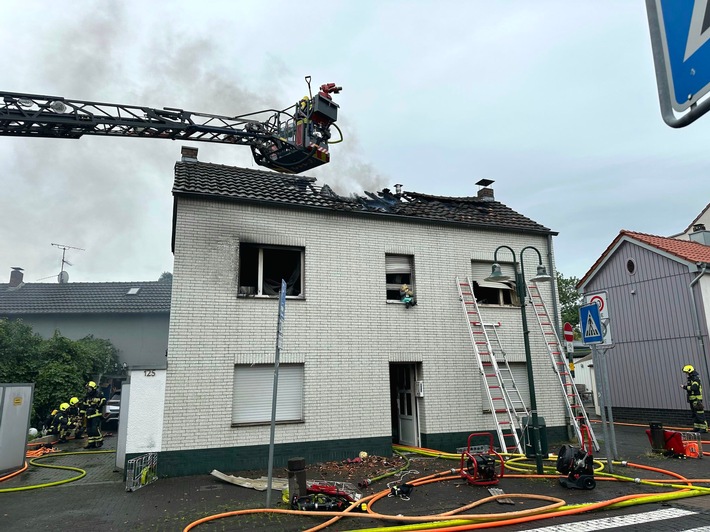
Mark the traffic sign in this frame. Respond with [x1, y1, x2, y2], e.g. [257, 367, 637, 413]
[563, 322, 574, 342]
[580, 303, 603, 344]
[647, 0, 710, 126]
[584, 291, 612, 345]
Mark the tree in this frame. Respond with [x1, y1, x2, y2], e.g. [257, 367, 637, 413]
[557, 272, 582, 331]
[0, 318, 120, 426]
[158, 271, 173, 283]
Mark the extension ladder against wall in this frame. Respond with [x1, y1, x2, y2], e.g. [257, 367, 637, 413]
[456, 276, 524, 454]
[526, 282, 600, 451]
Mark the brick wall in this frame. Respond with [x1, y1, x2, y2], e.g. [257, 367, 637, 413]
[161, 198, 567, 458]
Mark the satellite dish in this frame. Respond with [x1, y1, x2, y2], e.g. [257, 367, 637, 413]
[49, 100, 67, 113]
[58, 271, 69, 284]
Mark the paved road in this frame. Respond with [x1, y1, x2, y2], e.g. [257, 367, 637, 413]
[2, 421, 710, 531]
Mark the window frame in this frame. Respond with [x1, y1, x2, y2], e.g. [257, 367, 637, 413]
[238, 243, 305, 298]
[385, 254, 415, 303]
[232, 363, 305, 426]
[471, 261, 519, 307]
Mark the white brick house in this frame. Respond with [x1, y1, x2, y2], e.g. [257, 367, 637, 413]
[127, 150, 569, 476]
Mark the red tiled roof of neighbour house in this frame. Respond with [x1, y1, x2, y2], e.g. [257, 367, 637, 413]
[172, 161, 556, 236]
[577, 230, 710, 289]
[0, 281, 172, 314]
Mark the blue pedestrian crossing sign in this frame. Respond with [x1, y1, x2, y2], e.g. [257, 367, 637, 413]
[580, 303, 603, 344]
[647, 0, 710, 126]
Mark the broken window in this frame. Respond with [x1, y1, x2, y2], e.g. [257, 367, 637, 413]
[471, 261, 519, 306]
[386, 254, 415, 301]
[238, 244, 304, 297]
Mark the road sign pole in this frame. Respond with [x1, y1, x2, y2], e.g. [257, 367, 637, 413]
[591, 344, 613, 472]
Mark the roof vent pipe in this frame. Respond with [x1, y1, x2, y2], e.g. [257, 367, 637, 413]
[394, 183, 402, 195]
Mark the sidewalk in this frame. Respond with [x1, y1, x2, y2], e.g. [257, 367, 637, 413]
[2, 421, 710, 531]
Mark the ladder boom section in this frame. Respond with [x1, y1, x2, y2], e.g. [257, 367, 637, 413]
[0, 85, 341, 174]
[0, 91, 270, 142]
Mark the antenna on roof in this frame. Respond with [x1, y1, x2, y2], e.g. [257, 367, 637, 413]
[51, 243, 85, 283]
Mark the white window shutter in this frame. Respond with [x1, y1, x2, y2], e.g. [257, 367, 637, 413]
[233, 364, 304, 423]
[386, 255, 412, 274]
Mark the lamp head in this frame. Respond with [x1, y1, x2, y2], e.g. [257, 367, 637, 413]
[484, 263, 511, 282]
[529, 264, 552, 283]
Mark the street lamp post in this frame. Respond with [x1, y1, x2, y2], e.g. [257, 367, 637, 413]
[485, 245, 551, 475]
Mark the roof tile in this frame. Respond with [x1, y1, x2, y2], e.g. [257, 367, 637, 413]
[0, 281, 171, 314]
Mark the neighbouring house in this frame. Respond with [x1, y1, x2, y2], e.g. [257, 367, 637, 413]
[123, 147, 575, 477]
[0, 269, 171, 373]
[671, 203, 710, 241]
[576, 229, 710, 426]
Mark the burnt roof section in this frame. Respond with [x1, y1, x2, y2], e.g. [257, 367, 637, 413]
[173, 161, 554, 234]
[0, 281, 172, 315]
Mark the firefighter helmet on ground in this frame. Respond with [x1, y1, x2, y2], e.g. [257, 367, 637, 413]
[683, 365, 695, 374]
[87, 381, 97, 390]
[70, 397, 79, 405]
[60, 402, 70, 412]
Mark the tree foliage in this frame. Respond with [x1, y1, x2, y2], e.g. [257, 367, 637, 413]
[158, 271, 173, 283]
[0, 318, 120, 426]
[557, 271, 582, 331]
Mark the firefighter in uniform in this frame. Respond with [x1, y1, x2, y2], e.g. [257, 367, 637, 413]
[67, 396, 85, 439]
[43, 408, 58, 436]
[681, 365, 709, 433]
[84, 381, 106, 448]
[54, 403, 71, 443]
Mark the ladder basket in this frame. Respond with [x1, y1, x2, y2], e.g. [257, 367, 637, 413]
[126, 452, 158, 491]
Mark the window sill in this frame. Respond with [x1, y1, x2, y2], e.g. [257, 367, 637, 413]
[237, 294, 305, 300]
[231, 419, 305, 427]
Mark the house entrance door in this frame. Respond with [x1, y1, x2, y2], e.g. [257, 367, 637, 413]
[390, 363, 419, 447]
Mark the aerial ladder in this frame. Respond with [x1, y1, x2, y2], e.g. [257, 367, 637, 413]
[0, 76, 342, 174]
[457, 277, 525, 454]
[527, 282, 600, 451]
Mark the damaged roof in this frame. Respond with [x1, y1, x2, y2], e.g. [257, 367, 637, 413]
[0, 281, 172, 315]
[173, 161, 554, 234]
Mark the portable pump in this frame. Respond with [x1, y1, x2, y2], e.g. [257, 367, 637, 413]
[556, 424, 596, 490]
[459, 432, 504, 486]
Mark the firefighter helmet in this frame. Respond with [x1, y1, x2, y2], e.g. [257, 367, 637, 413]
[70, 397, 79, 405]
[60, 402, 70, 412]
[683, 365, 695, 374]
[87, 381, 97, 390]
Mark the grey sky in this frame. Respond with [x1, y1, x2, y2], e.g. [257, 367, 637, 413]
[1, 1, 708, 283]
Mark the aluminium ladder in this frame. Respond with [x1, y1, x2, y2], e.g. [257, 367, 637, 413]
[526, 282, 600, 451]
[484, 322, 530, 424]
[457, 277, 524, 454]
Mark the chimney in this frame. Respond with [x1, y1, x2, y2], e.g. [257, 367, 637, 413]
[690, 223, 710, 245]
[181, 146, 198, 162]
[394, 183, 403, 195]
[476, 178, 495, 201]
[9, 267, 24, 287]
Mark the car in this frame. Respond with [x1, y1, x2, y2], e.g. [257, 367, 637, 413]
[103, 393, 121, 424]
